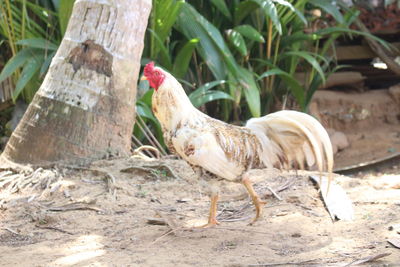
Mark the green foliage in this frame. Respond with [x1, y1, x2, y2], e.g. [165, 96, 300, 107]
[135, 0, 388, 150]
[0, 0, 74, 102]
[188, 80, 233, 108]
[0, 0, 389, 153]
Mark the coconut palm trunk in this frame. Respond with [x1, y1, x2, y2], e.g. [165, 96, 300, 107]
[1, 0, 152, 166]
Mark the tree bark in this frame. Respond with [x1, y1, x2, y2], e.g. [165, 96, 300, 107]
[1, 0, 152, 166]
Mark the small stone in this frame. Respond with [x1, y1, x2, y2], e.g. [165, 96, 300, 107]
[329, 130, 349, 152]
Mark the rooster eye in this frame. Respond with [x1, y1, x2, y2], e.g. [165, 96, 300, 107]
[154, 72, 159, 76]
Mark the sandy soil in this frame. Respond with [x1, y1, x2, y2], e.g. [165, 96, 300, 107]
[0, 157, 399, 266]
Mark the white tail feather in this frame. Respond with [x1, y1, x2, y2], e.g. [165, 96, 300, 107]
[246, 110, 334, 176]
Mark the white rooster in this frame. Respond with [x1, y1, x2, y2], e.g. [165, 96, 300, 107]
[141, 62, 333, 227]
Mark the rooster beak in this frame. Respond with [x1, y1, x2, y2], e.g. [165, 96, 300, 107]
[140, 76, 147, 81]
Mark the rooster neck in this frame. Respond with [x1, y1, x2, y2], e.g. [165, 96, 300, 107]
[151, 76, 205, 131]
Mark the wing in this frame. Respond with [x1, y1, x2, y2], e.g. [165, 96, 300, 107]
[171, 126, 245, 181]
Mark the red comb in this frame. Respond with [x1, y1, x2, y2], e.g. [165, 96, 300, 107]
[144, 61, 155, 76]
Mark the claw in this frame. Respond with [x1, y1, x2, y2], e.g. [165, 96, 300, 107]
[197, 194, 220, 228]
[242, 175, 267, 225]
[249, 198, 266, 225]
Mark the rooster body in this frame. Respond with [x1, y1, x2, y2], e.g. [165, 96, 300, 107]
[143, 62, 333, 226]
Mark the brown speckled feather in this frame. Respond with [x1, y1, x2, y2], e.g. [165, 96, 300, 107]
[150, 67, 334, 184]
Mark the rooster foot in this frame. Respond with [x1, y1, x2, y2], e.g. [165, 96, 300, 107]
[249, 198, 267, 225]
[195, 218, 221, 228]
[242, 175, 267, 225]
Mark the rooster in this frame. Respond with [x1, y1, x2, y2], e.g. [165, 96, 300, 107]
[141, 62, 333, 227]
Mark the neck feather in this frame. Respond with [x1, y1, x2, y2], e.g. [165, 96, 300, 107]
[152, 73, 203, 131]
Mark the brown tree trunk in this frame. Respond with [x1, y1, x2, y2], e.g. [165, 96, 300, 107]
[0, 0, 152, 166]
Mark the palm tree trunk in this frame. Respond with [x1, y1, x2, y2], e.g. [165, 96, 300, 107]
[1, 0, 152, 166]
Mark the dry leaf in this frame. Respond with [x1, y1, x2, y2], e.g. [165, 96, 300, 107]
[388, 238, 400, 249]
[310, 175, 354, 221]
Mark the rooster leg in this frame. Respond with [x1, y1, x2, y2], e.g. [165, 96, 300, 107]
[196, 194, 220, 228]
[242, 175, 266, 224]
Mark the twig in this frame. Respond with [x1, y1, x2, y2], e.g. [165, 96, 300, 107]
[199, 226, 273, 236]
[150, 224, 275, 246]
[276, 179, 296, 192]
[219, 215, 253, 222]
[120, 163, 180, 180]
[248, 259, 318, 266]
[131, 135, 154, 158]
[217, 203, 252, 222]
[136, 115, 167, 156]
[266, 186, 282, 201]
[133, 145, 161, 160]
[46, 203, 103, 213]
[35, 225, 74, 235]
[147, 218, 167, 225]
[61, 165, 119, 199]
[156, 211, 180, 230]
[344, 253, 391, 267]
[2, 227, 20, 235]
[149, 228, 180, 246]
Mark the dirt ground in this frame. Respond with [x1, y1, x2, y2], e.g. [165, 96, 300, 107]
[311, 89, 400, 169]
[0, 156, 399, 267]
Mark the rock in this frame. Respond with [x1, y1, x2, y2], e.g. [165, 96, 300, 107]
[328, 130, 350, 154]
[332, 131, 350, 150]
[389, 84, 400, 104]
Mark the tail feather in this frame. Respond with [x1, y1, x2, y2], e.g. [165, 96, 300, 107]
[245, 110, 334, 179]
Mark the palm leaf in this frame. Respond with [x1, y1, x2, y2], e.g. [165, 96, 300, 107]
[177, 3, 228, 79]
[172, 38, 199, 78]
[13, 56, 42, 101]
[234, 0, 259, 25]
[234, 25, 265, 43]
[210, 0, 231, 20]
[259, 67, 305, 108]
[0, 48, 36, 82]
[17, 38, 58, 50]
[238, 67, 260, 117]
[252, 0, 282, 34]
[308, 0, 344, 24]
[283, 51, 327, 83]
[226, 29, 247, 56]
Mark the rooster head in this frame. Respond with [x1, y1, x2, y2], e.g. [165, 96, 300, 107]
[142, 62, 166, 91]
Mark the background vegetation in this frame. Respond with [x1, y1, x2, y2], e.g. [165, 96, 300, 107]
[0, 0, 387, 150]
